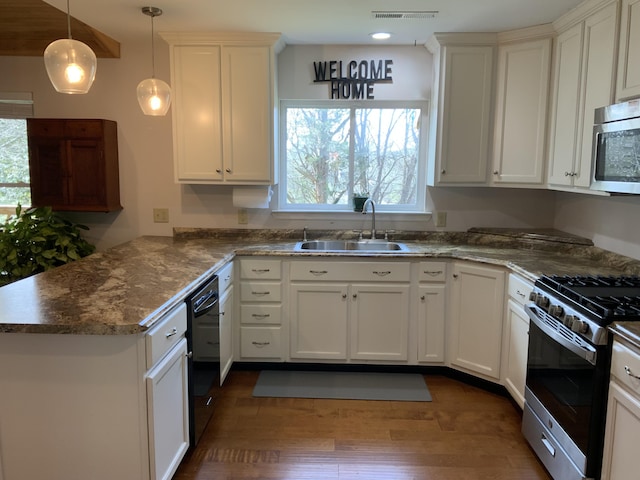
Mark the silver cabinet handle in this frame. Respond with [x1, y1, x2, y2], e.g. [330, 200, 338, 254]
[423, 270, 443, 276]
[251, 291, 271, 296]
[252, 341, 271, 347]
[516, 289, 526, 299]
[252, 268, 271, 274]
[310, 270, 328, 275]
[373, 271, 391, 276]
[251, 313, 271, 319]
[165, 327, 178, 338]
[624, 365, 640, 379]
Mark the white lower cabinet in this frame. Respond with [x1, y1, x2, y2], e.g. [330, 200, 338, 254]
[219, 286, 234, 382]
[289, 260, 410, 363]
[237, 257, 284, 361]
[448, 262, 506, 381]
[502, 273, 533, 408]
[417, 261, 447, 363]
[601, 338, 640, 479]
[146, 337, 189, 480]
[290, 283, 349, 359]
[0, 302, 190, 480]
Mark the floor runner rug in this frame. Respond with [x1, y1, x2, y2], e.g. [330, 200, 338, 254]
[253, 370, 432, 402]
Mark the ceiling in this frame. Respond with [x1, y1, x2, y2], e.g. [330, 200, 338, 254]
[1, 0, 585, 57]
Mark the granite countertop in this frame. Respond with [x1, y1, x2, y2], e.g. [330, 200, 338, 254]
[1, 228, 639, 335]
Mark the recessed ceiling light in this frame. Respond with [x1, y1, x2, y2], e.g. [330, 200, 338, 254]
[371, 32, 392, 40]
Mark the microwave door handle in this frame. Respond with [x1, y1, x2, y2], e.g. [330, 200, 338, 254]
[525, 305, 597, 365]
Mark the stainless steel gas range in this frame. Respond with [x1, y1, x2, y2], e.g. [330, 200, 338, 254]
[523, 275, 640, 480]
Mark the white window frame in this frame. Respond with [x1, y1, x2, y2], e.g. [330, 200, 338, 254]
[276, 99, 429, 214]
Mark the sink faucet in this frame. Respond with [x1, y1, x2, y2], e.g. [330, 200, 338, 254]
[362, 198, 376, 239]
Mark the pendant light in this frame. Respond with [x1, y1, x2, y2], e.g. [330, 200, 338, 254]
[43, 0, 97, 94]
[137, 6, 171, 116]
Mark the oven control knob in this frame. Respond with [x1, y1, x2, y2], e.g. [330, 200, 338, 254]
[563, 314, 576, 328]
[536, 295, 550, 309]
[571, 319, 589, 334]
[549, 305, 564, 318]
[529, 292, 538, 302]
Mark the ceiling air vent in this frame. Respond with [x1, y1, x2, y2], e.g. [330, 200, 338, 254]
[371, 11, 439, 20]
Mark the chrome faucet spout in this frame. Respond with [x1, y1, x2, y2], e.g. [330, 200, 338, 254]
[362, 198, 376, 239]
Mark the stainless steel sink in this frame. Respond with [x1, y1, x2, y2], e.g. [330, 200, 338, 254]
[294, 239, 409, 252]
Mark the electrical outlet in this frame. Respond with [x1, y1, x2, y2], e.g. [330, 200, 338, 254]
[237, 208, 248, 225]
[153, 208, 169, 223]
[436, 211, 447, 227]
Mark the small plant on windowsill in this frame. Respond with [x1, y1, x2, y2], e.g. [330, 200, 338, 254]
[0, 205, 95, 287]
[352, 193, 369, 212]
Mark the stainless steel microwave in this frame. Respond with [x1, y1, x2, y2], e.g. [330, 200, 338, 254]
[591, 99, 640, 194]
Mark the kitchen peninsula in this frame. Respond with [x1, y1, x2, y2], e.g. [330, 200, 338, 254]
[1, 229, 639, 480]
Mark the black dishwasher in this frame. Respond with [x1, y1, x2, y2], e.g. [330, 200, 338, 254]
[185, 274, 220, 447]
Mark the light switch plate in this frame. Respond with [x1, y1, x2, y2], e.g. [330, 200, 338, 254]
[153, 208, 169, 223]
[238, 208, 248, 225]
[436, 211, 447, 227]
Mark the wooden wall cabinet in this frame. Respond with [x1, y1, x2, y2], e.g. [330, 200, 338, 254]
[27, 118, 122, 212]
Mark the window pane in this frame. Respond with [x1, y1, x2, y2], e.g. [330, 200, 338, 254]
[354, 108, 419, 206]
[0, 118, 30, 206]
[285, 107, 350, 206]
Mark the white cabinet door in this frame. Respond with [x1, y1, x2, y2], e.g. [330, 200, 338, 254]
[601, 381, 640, 479]
[171, 45, 223, 182]
[221, 46, 273, 183]
[547, 23, 583, 187]
[290, 283, 349, 360]
[548, 1, 618, 189]
[492, 38, 551, 185]
[503, 299, 529, 408]
[350, 284, 410, 361]
[428, 36, 495, 186]
[146, 338, 189, 480]
[448, 262, 506, 381]
[417, 284, 446, 363]
[617, 0, 640, 100]
[219, 286, 233, 384]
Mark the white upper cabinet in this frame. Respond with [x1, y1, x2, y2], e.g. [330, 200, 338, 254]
[492, 29, 552, 186]
[547, 0, 619, 191]
[426, 34, 496, 186]
[617, 0, 640, 100]
[162, 33, 281, 185]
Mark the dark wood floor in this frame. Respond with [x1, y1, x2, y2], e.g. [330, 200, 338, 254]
[174, 370, 551, 480]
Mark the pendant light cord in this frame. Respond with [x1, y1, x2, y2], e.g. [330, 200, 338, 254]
[150, 14, 156, 79]
[66, 0, 72, 39]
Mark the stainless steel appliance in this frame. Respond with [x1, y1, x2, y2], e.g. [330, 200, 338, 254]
[185, 274, 220, 447]
[523, 275, 640, 480]
[591, 99, 640, 194]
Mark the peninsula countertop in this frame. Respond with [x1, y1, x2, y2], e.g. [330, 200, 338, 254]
[1, 229, 638, 335]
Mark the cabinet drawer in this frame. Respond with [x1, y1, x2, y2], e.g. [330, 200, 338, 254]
[239, 259, 281, 280]
[217, 261, 234, 293]
[508, 273, 533, 306]
[240, 281, 282, 302]
[27, 119, 64, 137]
[65, 120, 104, 138]
[240, 327, 282, 358]
[146, 303, 187, 369]
[418, 261, 447, 282]
[611, 340, 640, 395]
[240, 305, 282, 325]
[290, 261, 410, 282]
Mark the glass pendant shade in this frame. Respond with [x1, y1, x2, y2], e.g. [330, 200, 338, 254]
[44, 38, 97, 94]
[137, 77, 171, 116]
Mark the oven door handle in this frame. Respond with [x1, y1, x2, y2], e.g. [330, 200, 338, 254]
[525, 305, 597, 365]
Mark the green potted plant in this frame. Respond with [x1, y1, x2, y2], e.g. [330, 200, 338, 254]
[0, 205, 95, 286]
[352, 192, 369, 212]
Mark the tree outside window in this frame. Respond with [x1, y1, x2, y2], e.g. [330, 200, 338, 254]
[281, 101, 427, 212]
[0, 118, 30, 209]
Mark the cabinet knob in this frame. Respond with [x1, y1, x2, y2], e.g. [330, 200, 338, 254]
[452, 274, 458, 279]
[493, 170, 499, 175]
[565, 171, 571, 176]
[352, 293, 357, 299]
[216, 169, 222, 173]
[420, 295, 426, 300]
[342, 293, 347, 299]
[225, 168, 232, 173]
[441, 169, 446, 174]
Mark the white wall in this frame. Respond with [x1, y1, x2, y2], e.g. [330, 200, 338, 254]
[1, 40, 559, 252]
[554, 192, 640, 260]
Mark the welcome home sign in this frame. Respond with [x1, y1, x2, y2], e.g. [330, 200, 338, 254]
[313, 59, 393, 99]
